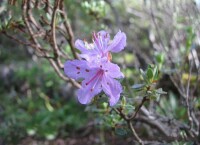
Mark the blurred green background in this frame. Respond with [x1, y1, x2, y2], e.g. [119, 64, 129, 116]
[0, 0, 200, 145]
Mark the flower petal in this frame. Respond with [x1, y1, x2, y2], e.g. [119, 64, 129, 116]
[103, 62, 124, 79]
[75, 39, 88, 53]
[97, 30, 110, 45]
[107, 31, 126, 53]
[64, 60, 97, 80]
[75, 39, 101, 61]
[102, 75, 122, 106]
[77, 72, 103, 104]
[79, 53, 99, 62]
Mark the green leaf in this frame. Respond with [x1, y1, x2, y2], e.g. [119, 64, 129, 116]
[169, 92, 177, 110]
[140, 69, 146, 80]
[121, 96, 126, 107]
[153, 65, 158, 80]
[46, 81, 53, 87]
[150, 95, 157, 100]
[132, 84, 145, 90]
[124, 105, 135, 112]
[156, 88, 167, 95]
[147, 67, 154, 81]
[156, 53, 165, 64]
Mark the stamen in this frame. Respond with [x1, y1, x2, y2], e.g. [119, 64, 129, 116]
[92, 39, 101, 55]
[85, 69, 90, 72]
[76, 67, 80, 70]
[99, 35, 104, 50]
[92, 32, 97, 40]
[92, 35, 104, 55]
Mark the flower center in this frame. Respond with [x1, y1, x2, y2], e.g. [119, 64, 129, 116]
[85, 70, 103, 86]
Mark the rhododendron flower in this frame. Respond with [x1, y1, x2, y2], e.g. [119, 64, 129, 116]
[75, 30, 126, 62]
[64, 59, 124, 106]
[64, 30, 126, 106]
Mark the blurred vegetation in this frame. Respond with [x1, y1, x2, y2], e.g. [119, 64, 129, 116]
[0, 0, 200, 145]
[0, 54, 88, 143]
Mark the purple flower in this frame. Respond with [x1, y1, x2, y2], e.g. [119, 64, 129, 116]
[75, 30, 126, 62]
[64, 30, 126, 106]
[64, 59, 124, 106]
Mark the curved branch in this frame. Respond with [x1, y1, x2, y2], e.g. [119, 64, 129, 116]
[59, 0, 79, 59]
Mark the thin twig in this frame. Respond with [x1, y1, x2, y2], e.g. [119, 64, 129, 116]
[2, 31, 42, 51]
[59, 0, 79, 59]
[128, 121, 144, 145]
[21, 0, 80, 88]
[186, 59, 193, 129]
[113, 108, 144, 144]
[113, 108, 129, 121]
[51, 0, 63, 68]
[48, 58, 81, 88]
[128, 96, 148, 120]
[22, 0, 44, 54]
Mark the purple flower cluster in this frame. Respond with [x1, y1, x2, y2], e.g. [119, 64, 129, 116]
[64, 30, 126, 106]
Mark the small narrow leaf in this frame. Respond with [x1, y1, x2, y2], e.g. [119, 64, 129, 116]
[132, 84, 145, 90]
[153, 65, 158, 80]
[156, 88, 167, 95]
[147, 68, 154, 81]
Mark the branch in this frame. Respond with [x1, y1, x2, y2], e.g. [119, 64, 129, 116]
[128, 96, 148, 120]
[113, 108, 144, 144]
[186, 59, 193, 129]
[2, 31, 43, 52]
[48, 58, 81, 88]
[128, 121, 144, 145]
[51, 0, 63, 68]
[135, 116, 169, 137]
[59, 0, 79, 59]
[21, 0, 80, 88]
